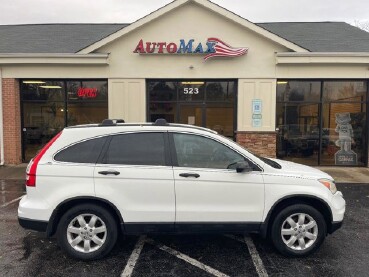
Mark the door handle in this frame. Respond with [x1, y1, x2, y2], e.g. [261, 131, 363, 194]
[98, 170, 120, 176]
[179, 173, 200, 178]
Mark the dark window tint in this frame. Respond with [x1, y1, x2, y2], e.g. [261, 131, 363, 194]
[173, 133, 245, 169]
[105, 133, 166, 165]
[54, 137, 107, 163]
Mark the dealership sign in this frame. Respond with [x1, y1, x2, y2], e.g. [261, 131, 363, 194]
[133, 38, 248, 61]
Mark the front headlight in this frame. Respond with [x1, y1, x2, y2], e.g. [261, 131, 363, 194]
[319, 179, 337, 194]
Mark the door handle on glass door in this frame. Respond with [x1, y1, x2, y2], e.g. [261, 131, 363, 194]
[179, 173, 200, 178]
[98, 170, 120, 176]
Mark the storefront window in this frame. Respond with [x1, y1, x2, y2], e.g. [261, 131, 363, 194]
[320, 81, 367, 166]
[323, 81, 367, 102]
[148, 81, 177, 102]
[277, 80, 368, 166]
[277, 81, 321, 102]
[206, 81, 235, 102]
[276, 102, 320, 166]
[21, 80, 65, 101]
[21, 79, 108, 161]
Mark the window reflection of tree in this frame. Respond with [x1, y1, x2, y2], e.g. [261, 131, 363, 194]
[206, 82, 225, 100]
[150, 82, 176, 101]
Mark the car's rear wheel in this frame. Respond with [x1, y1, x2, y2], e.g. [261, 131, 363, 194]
[56, 204, 118, 260]
[271, 204, 326, 257]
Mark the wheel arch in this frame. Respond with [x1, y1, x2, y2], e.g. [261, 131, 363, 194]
[260, 195, 333, 239]
[46, 196, 124, 237]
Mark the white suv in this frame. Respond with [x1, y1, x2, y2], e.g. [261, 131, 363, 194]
[18, 119, 345, 260]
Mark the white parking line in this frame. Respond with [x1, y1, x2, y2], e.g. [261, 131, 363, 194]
[0, 195, 24, 208]
[244, 236, 269, 277]
[225, 235, 268, 277]
[121, 235, 146, 277]
[146, 238, 229, 277]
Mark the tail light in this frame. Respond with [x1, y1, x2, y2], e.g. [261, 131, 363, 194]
[26, 132, 62, 187]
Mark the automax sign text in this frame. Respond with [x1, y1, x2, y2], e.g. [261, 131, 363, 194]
[133, 38, 248, 60]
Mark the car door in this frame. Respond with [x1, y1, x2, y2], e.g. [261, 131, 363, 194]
[94, 131, 175, 233]
[170, 132, 265, 231]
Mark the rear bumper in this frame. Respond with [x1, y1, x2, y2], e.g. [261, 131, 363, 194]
[18, 217, 48, 232]
[328, 220, 343, 234]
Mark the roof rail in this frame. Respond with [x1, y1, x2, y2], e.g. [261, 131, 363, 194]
[99, 119, 125, 126]
[153, 118, 169, 126]
[74, 118, 216, 134]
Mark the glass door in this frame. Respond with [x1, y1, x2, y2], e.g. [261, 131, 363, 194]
[147, 80, 237, 139]
[179, 104, 204, 127]
[21, 81, 66, 162]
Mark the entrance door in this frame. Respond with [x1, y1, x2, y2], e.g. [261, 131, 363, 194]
[147, 80, 237, 139]
[22, 104, 65, 161]
[179, 104, 204, 127]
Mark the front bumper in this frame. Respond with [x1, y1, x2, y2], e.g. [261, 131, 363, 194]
[331, 191, 346, 222]
[328, 220, 343, 234]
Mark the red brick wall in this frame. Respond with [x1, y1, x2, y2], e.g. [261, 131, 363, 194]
[2, 78, 22, 164]
[236, 132, 276, 158]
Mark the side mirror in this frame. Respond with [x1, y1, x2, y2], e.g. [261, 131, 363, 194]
[236, 161, 252, 173]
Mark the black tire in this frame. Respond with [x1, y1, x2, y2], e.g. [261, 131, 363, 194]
[56, 204, 118, 261]
[271, 204, 326, 257]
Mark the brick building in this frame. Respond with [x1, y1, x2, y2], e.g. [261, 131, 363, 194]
[1, 0, 369, 166]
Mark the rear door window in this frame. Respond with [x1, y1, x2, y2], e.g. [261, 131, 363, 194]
[103, 132, 166, 166]
[54, 136, 107, 163]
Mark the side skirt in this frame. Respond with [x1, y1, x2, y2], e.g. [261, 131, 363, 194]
[123, 222, 261, 235]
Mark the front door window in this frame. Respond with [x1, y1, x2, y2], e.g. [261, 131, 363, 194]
[172, 133, 245, 169]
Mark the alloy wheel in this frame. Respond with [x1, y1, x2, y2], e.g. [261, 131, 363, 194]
[281, 213, 318, 251]
[66, 213, 107, 253]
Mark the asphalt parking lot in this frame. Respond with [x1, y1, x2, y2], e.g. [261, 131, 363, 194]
[1, 180, 368, 277]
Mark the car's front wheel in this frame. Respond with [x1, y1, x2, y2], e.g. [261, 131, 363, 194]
[271, 204, 326, 257]
[56, 204, 118, 260]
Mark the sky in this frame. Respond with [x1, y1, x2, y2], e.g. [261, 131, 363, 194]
[0, 0, 368, 25]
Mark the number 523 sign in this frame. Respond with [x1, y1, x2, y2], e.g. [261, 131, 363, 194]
[183, 87, 199, 95]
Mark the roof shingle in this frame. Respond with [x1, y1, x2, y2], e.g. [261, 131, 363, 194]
[0, 22, 368, 53]
[0, 24, 127, 53]
[257, 22, 369, 52]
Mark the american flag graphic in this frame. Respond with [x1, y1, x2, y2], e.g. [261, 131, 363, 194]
[204, 37, 248, 61]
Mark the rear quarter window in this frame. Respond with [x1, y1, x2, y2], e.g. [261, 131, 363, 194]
[54, 136, 107, 163]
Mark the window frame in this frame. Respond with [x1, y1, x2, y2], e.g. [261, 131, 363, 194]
[168, 131, 262, 171]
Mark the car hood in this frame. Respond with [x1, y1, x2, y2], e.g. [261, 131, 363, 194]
[269, 158, 333, 180]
